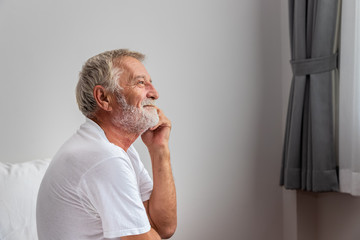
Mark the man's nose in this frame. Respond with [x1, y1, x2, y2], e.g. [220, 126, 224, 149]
[146, 83, 159, 100]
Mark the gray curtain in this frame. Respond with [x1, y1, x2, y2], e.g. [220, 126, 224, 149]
[280, 0, 341, 191]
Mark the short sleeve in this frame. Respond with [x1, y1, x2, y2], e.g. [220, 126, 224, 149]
[138, 167, 153, 201]
[127, 146, 153, 202]
[78, 157, 151, 238]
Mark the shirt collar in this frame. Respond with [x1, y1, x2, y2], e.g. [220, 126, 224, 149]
[84, 117, 108, 141]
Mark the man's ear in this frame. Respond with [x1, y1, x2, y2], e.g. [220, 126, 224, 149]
[93, 85, 113, 112]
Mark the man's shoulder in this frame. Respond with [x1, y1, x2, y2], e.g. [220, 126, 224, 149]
[48, 131, 126, 179]
[55, 132, 125, 165]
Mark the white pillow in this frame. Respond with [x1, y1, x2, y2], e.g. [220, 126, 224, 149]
[0, 159, 51, 240]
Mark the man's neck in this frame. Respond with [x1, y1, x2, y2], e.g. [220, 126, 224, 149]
[90, 115, 139, 152]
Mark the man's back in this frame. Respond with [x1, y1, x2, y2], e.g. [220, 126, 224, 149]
[36, 119, 153, 240]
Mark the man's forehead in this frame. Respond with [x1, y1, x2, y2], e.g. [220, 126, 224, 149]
[115, 56, 150, 83]
[115, 56, 142, 68]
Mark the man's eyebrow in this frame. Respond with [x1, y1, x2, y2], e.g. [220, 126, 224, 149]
[134, 75, 146, 79]
[133, 75, 153, 83]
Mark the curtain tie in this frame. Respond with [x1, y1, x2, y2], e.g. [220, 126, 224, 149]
[290, 53, 338, 76]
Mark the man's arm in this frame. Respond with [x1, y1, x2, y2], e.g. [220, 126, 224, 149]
[141, 108, 177, 239]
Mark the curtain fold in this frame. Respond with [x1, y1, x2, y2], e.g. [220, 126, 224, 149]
[280, 0, 341, 192]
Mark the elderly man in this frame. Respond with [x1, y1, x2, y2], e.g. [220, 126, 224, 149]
[36, 49, 177, 240]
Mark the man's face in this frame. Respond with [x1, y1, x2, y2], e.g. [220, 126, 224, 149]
[112, 56, 160, 133]
[118, 56, 159, 107]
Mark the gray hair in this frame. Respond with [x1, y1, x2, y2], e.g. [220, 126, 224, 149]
[76, 49, 145, 117]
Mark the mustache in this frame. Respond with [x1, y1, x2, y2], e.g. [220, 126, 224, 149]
[141, 99, 156, 107]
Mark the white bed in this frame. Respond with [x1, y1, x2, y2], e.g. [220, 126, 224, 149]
[0, 159, 50, 240]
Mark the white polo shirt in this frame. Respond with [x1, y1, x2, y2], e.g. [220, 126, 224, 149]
[36, 118, 153, 239]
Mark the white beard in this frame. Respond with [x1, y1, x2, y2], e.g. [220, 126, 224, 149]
[112, 93, 159, 134]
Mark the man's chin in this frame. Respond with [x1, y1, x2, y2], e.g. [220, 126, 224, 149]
[147, 117, 159, 129]
[144, 110, 159, 126]
[113, 106, 159, 134]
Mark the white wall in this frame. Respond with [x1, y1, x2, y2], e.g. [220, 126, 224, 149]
[0, 0, 284, 239]
[280, 0, 299, 239]
[295, 191, 360, 240]
[316, 193, 360, 240]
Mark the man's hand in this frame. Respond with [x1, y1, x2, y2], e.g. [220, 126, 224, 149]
[141, 107, 171, 151]
[141, 107, 177, 239]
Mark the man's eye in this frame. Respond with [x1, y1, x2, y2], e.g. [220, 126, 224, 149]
[138, 81, 145, 85]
